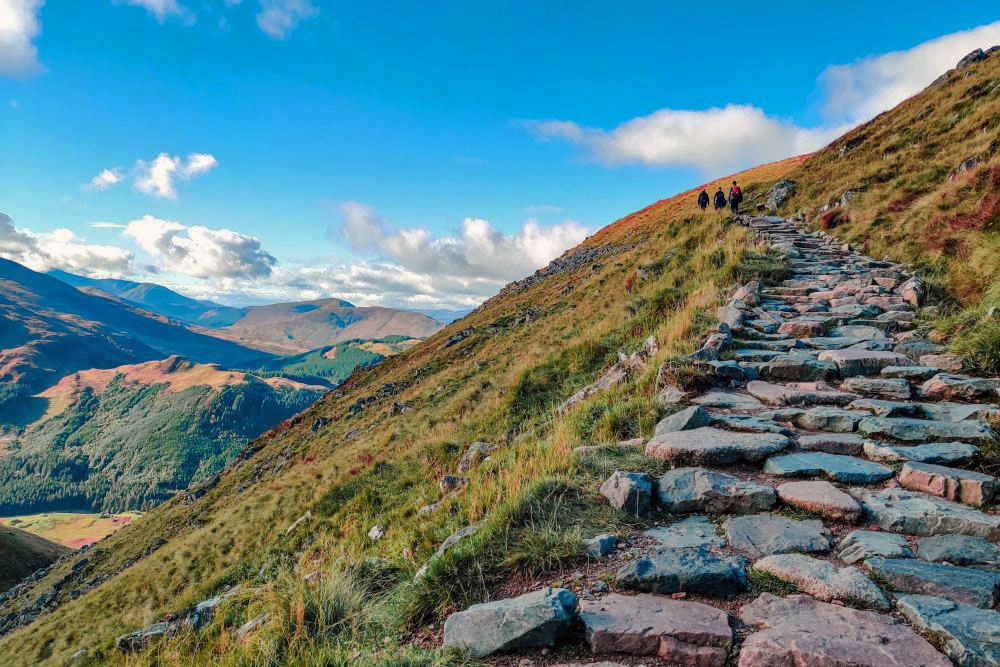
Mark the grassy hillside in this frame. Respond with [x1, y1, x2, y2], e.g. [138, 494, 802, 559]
[0, 154, 797, 664]
[255, 335, 424, 386]
[776, 48, 1000, 372]
[0, 358, 325, 514]
[0, 525, 68, 593]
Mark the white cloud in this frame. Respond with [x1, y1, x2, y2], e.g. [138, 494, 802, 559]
[118, 0, 191, 23]
[87, 167, 123, 191]
[0, 0, 44, 78]
[133, 152, 218, 199]
[124, 214, 276, 279]
[0, 212, 134, 277]
[819, 20, 1000, 124]
[529, 21, 1000, 172]
[90, 221, 126, 229]
[256, 0, 317, 40]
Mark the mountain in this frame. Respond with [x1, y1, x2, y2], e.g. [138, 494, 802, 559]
[412, 308, 473, 324]
[0, 526, 68, 593]
[0, 357, 325, 514]
[2, 49, 998, 667]
[0, 258, 270, 416]
[256, 335, 423, 386]
[207, 299, 444, 355]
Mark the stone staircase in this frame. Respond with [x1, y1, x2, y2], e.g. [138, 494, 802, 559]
[440, 215, 1000, 666]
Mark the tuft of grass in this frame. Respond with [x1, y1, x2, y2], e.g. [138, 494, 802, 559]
[748, 568, 800, 596]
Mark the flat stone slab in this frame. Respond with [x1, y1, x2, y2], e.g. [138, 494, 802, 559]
[918, 535, 1000, 571]
[654, 406, 711, 434]
[795, 406, 868, 432]
[739, 593, 949, 667]
[443, 587, 577, 657]
[723, 514, 831, 558]
[616, 547, 748, 598]
[830, 325, 890, 339]
[921, 373, 1000, 402]
[918, 401, 1000, 423]
[753, 553, 888, 609]
[777, 480, 862, 522]
[747, 380, 856, 407]
[760, 355, 838, 382]
[710, 414, 793, 435]
[797, 433, 864, 455]
[690, 392, 764, 410]
[881, 365, 941, 381]
[841, 377, 913, 400]
[764, 452, 893, 484]
[800, 336, 871, 350]
[867, 558, 1000, 608]
[897, 595, 1000, 667]
[600, 471, 653, 516]
[899, 461, 997, 506]
[817, 349, 912, 377]
[862, 440, 978, 464]
[580, 593, 731, 665]
[838, 530, 913, 564]
[852, 487, 1000, 539]
[656, 468, 776, 515]
[645, 427, 790, 465]
[848, 398, 917, 417]
[645, 516, 724, 549]
[857, 416, 997, 445]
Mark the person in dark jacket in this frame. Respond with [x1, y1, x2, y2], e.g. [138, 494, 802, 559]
[729, 180, 743, 213]
[697, 189, 709, 210]
[713, 188, 726, 210]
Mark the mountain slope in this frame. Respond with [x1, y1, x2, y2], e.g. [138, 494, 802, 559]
[0, 526, 68, 593]
[0, 259, 270, 412]
[208, 299, 444, 354]
[255, 335, 423, 386]
[47, 271, 244, 328]
[0, 357, 325, 514]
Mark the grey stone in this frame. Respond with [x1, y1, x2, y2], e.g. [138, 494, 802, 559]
[817, 350, 912, 377]
[918, 535, 1000, 571]
[920, 354, 966, 372]
[896, 595, 1000, 667]
[761, 355, 838, 382]
[616, 547, 748, 597]
[862, 440, 979, 465]
[764, 452, 893, 484]
[857, 416, 997, 445]
[654, 406, 711, 434]
[656, 467, 776, 515]
[794, 406, 868, 432]
[921, 374, 1000, 402]
[723, 514, 831, 558]
[710, 414, 793, 435]
[918, 401, 1000, 423]
[457, 442, 501, 472]
[739, 594, 949, 667]
[800, 336, 872, 350]
[852, 487, 1000, 539]
[645, 516, 724, 549]
[899, 461, 997, 506]
[797, 433, 864, 455]
[893, 338, 943, 359]
[838, 530, 913, 564]
[830, 325, 888, 339]
[600, 471, 652, 516]
[848, 398, 918, 417]
[777, 480, 862, 522]
[867, 558, 1000, 608]
[746, 380, 857, 407]
[442, 587, 578, 658]
[690, 392, 763, 410]
[841, 377, 912, 400]
[753, 553, 888, 609]
[881, 365, 941, 381]
[645, 427, 789, 465]
[579, 593, 732, 664]
[586, 534, 618, 559]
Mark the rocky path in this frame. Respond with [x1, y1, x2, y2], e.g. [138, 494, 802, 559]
[440, 215, 1000, 666]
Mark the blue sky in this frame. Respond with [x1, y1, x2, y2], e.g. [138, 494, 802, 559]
[2, 1, 1000, 309]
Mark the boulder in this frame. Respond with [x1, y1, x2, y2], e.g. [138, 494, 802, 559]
[585, 534, 618, 559]
[899, 461, 997, 506]
[738, 594, 949, 667]
[600, 471, 653, 516]
[862, 440, 978, 465]
[881, 365, 940, 381]
[918, 401, 1000, 423]
[645, 516, 724, 549]
[753, 553, 888, 609]
[764, 452, 893, 484]
[723, 514, 832, 558]
[442, 587, 578, 658]
[764, 179, 797, 210]
[645, 427, 789, 465]
[866, 558, 1000, 608]
[690, 391, 764, 410]
[777, 480, 862, 522]
[580, 593, 732, 665]
[654, 406, 711, 434]
[848, 398, 917, 417]
[656, 467, 776, 515]
[917, 535, 1000, 571]
[794, 406, 868, 432]
[851, 487, 1000, 539]
[837, 530, 912, 564]
[616, 547, 748, 598]
[896, 595, 1000, 667]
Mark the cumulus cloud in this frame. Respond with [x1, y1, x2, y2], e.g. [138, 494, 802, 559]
[0, 212, 134, 277]
[0, 0, 44, 78]
[256, 0, 317, 39]
[133, 152, 218, 199]
[87, 167, 123, 191]
[529, 21, 1000, 172]
[90, 221, 126, 229]
[118, 0, 191, 23]
[124, 214, 276, 279]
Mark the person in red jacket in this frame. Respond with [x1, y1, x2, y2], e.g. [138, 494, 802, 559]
[729, 180, 743, 213]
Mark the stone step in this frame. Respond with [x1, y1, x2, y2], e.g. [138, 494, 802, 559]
[764, 452, 893, 484]
[898, 461, 997, 506]
[896, 595, 1000, 666]
[616, 547, 748, 597]
[857, 416, 997, 445]
[866, 558, 1000, 608]
[850, 487, 1000, 539]
[645, 427, 790, 465]
[753, 553, 887, 608]
[723, 513, 832, 558]
[862, 440, 979, 465]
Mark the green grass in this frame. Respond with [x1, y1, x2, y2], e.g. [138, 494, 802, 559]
[748, 568, 800, 597]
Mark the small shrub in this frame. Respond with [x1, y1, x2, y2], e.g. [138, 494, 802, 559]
[820, 209, 849, 230]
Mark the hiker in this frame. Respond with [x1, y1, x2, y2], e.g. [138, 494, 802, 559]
[713, 187, 726, 210]
[697, 189, 709, 211]
[729, 180, 743, 213]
